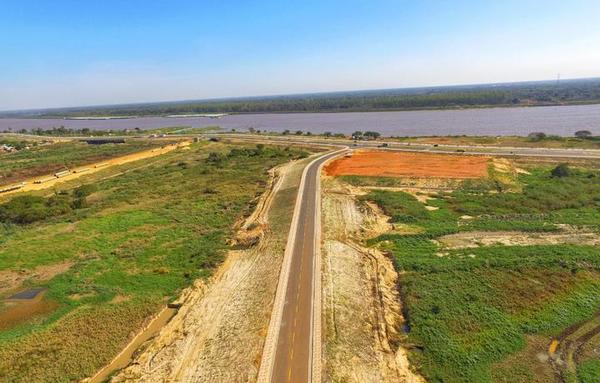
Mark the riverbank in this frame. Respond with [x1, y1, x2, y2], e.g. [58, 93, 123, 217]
[2, 103, 600, 136]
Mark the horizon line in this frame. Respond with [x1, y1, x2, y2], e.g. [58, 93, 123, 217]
[2, 75, 599, 114]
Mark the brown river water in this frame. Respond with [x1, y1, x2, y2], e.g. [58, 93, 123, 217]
[1, 104, 599, 136]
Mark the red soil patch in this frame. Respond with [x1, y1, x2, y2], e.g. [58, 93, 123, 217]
[324, 150, 489, 178]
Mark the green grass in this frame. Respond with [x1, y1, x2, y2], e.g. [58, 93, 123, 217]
[0, 141, 308, 382]
[0, 140, 164, 184]
[360, 190, 429, 223]
[359, 166, 600, 382]
[578, 359, 600, 383]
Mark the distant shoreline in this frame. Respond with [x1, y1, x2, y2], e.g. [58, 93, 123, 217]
[4, 100, 600, 120]
[64, 116, 138, 120]
[2, 76, 600, 119]
[1, 104, 599, 138]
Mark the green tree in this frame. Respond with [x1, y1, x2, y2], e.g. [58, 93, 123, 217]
[575, 130, 592, 138]
[364, 131, 381, 139]
[352, 131, 363, 140]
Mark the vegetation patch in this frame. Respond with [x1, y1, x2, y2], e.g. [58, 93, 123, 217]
[359, 165, 600, 382]
[0, 142, 308, 382]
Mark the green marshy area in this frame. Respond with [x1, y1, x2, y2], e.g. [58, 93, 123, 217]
[354, 165, 600, 383]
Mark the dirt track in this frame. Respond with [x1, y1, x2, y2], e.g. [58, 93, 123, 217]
[324, 150, 489, 178]
[0, 142, 189, 197]
[549, 312, 600, 382]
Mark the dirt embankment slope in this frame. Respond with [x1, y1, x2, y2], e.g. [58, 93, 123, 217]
[110, 157, 310, 383]
[321, 177, 424, 383]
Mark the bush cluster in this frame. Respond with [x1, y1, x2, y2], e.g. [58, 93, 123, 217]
[0, 184, 97, 224]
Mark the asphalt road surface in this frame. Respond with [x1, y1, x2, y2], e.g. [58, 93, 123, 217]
[271, 150, 343, 383]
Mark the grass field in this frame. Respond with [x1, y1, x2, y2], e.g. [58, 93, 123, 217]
[355, 164, 600, 382]
[0, 141, 308, 382]
[0, 140, 166, 185]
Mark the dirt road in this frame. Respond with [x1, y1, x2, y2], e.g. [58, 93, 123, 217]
[0, 141, 189, 197]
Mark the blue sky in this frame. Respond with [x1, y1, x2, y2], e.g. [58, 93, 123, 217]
[1, 0, 600, 110]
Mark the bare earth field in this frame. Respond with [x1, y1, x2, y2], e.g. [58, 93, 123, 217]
[324, 150, 490, 178]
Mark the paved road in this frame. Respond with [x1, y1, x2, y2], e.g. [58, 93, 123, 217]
[211, 134, 600, 159]
[271, 150, 344, 383]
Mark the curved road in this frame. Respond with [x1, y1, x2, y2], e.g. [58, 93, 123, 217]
[267, 150, 345, 383]
[253, 135, 599, 383]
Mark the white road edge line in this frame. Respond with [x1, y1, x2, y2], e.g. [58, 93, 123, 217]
[257, 148, 347, 383]
[310, 149, 349, 383]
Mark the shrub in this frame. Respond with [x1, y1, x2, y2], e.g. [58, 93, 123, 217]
[73, 184, 98, 198]
[551, 163, 570, 178]
[527, 132, 546, 141]
[0, 195, 72, 224]
[206, 152, 224, 164]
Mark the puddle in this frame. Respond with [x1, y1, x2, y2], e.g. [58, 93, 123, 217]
[88, 306, 178, 383]
[7, 288, 46, 301]
[1, 289, 58, 331]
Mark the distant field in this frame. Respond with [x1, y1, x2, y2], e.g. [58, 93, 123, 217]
[344, 156, 600, 382]
[0, 141, 308, 382]
[391, 135, 600, 150]
[0, 140, 165, 185]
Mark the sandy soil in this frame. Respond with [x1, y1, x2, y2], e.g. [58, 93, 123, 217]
[324, 150, 489, 178]
[436, 230, 600, 249]
[321, 177, 424, 383]
[109, 157, 309, 383]
[0, 141, 190, 198]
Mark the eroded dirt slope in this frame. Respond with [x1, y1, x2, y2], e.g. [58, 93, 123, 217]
[321, 177, 424, 383]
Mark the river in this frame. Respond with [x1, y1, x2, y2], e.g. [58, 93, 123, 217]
[1, 104, 599, 136]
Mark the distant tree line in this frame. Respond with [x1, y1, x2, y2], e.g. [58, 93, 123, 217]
[1, 126, 141, 137]
[23, 78, 600, 118]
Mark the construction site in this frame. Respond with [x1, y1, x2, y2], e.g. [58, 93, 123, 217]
[0, 134, 599, 383]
